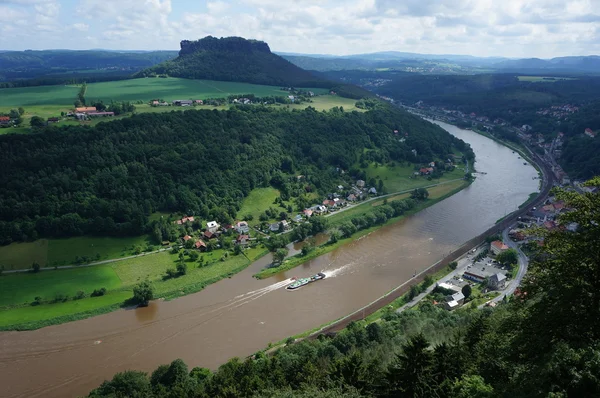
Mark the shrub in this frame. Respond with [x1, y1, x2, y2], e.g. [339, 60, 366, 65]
[32, 296, 43, 306]
[176, 262, 187, 275]
[165, 268, 178, 278]
[75, 290, 86, 300]
[32, 262, 41, 273]
[91, 287, 107, 297]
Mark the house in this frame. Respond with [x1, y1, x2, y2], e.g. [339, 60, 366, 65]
[207, 221, 220, 233]
[281, 220, 290, 230]
[542, 204, 555, 213]
[0, 116, 11, 126]
[175, 216, 195, 225]
[195, 240, 207, 251]
[347, 194, 357, 202]
[419, 167, 431, 175]
[293, 214, 303, 223]
[270, 222, 282, 232]
[490, 240, 509, 255]
[195, 99, 203, 105]
[183, 235, 192, 242]
[236, 235, 250, 245]
[356, 180, 365, 188]
[463, 271, 487, 283]
[203, 230, 215, 240]
[437, 282, 461, 293]
[584, 128, 596, 138]
[368, 187, 377, 195]
[445, 292, 465, 310]
[173, 100, 193, 106]
[235, 221, 250, 234]
[303, 209, 314, 217]
[47, 117, 60, 123]
[489, 273, 507, 290]
[87, 112, 115, 117]
[151, 100, 159, 106]
[337, 185, 344, 190]
[75, 107, 97, 113]
[323, 199, 336, 207]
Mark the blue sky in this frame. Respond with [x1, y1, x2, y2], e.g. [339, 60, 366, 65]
[0, 0, 599, 57]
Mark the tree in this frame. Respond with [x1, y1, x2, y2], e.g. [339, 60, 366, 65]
[411, 187, 429, 200]
[176, 262, 187, 275]
[496, 248, 518, 266]
[452, 375, 494, 398]
[89, 370, 152, 397]
[387, 333, 437, 397]
[132, 280, 154, 306]
[273, 248, 288, 264]
[301, 241, 314, 256]
[449, 261, 458, 270]
[462, 284, 472, 299]
[30, 116, 46, 129]
[18, 107, 25, 115]
[31, 262, 41, 273]
[188, 251, 199, 261]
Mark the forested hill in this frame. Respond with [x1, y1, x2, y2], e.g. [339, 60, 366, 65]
[0, 105, 471, 244]
[136, 36, 333, 89]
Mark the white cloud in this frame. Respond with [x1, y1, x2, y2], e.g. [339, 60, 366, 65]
[0, 0, 598, 57]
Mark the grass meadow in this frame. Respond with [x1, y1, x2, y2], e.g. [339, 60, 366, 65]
[236, 187, 281, 221]
[363, 162, 465, 193]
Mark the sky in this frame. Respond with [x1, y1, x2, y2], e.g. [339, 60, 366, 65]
[0, 0, 599, 58]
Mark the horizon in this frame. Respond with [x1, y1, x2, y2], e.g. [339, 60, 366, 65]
[1, 0, 599, 58]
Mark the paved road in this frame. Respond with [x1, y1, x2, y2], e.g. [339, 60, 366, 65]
[2, 246, 176, 274]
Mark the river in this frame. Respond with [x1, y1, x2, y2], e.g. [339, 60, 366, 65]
[0, 121, 539, 398]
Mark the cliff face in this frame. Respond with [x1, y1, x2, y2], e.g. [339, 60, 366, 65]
[179, 36, 271, 57]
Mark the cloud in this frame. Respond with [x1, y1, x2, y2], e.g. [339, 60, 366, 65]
[0, 0, 598, 57]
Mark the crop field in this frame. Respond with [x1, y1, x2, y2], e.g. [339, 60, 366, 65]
[0, 85, 79, 107]
[0, 266, 122, 307]
[0, 240, 48, 270]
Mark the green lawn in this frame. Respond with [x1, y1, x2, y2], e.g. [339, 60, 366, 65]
[0, 240, 48, 270]
[237, 187, 281, 221]
[0, 266, 122, 306]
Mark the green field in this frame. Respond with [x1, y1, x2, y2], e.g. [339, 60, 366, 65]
[236, 188, 281, 221]
[0, 78, 328, 109]
[0, 248, 253, 328]
[364, 163, 465, 192]
[0, 266, 121, 307]
[0, 235, 152, 270]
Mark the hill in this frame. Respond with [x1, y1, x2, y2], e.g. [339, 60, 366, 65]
[0, 105, 470, 244]
[136, 36, 329, 88]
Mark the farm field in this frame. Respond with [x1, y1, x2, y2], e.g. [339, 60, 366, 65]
[0, 235, 152, 270]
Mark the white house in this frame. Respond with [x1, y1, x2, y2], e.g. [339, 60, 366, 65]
[235, 221, 250, 234]
[207, 221, 220, 233]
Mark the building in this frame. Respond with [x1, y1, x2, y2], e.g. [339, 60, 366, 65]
[0, 116, 11, 126]
[368, 187, 377, 195]
[207, 221, 220, 233]
[445, 292, 465, 310]
[490, 240, 509, 255]
[173, 100, 193, 106]
[356, 180, 365, 188]
[87, 112, 115, 117]
[463, 271, 487, 283]
[195, 240, 207, 251]
[175, 216, 195, 225]
[183, 235, 192, 242]
[235, 221, 250, 234]
[203, 230, 215, 240]
[489, 273, 507, 290]
[584, 128, 596, 138]
[236, 235, 250, 245]
[303, 209, 313, 217]
[270, 222, 282, 232]
[47, 117, 60, 123]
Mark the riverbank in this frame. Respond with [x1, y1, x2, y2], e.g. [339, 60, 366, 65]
[254, 179, 470, 279]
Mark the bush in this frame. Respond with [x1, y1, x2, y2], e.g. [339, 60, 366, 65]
[165, 268, 178, 278]
[91, 287, 107, 297]
[32, 262, 41, 273]
[53, 292, 68, 303]
[132, 280, 154, 306]
[75, 290, 86, 300]
[449, 261, 458, 270]
[32, 296, 43, 306]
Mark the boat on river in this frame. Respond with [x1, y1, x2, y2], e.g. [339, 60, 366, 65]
[286, 272, 326, 290]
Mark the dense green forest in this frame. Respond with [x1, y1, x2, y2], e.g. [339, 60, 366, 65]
[559, 101, 600, 179]
[0, 50, 177, 83]
[0, 105, 471, 245]
[88, 179, 600, 397]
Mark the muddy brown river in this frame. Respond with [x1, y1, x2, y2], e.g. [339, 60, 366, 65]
[0, 121, 539, 398]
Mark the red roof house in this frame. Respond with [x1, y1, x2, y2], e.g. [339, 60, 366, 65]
[183, 235, 192, 241]
[195, 240, 207, 250]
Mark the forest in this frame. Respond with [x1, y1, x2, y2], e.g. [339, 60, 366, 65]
[0, 105, 471, 245]
[87, 179, 600, 397]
